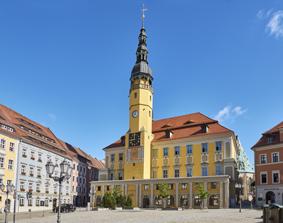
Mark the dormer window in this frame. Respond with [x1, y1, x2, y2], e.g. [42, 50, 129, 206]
[165, 129, 173, 138]
[184, 120, 194, 125]
[267, 136, 274, 144]
[202, 124, 209, 133]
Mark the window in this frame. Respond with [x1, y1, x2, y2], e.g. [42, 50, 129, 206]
[202, 166, 208, 176]
[260, 172, 267, 184]
[31, 151, 35, 160]
[8, 160, 13, 170]
[20, 182, 25, 191]
[0, 157, 4, 168]
[202, 143, 208, 153]
[174, 169, 180, 178]
[216, 164, 222, 175]
[0, 139, 6, 149]
[118, 172, 123, 180]
[272, 171, 280, 184]
[38, 153, 42, 162]
[37, 168, 41, 178]
[211, 182, 217, 189]
[28, 182, 33, 192]
[260, 154, 267, 164]
[144, 185, 149, 191]
[28, 198, 32, 206]
[267, 136, 273, 144]
[118, 153, 123, 161]
[163, 169, 168, 178]
[181, 183, 187, 190]
[152, 169, 157, 178]
[163, 147, 168, 157]
[134, 92, 137, 98]
[272, 152, 279, 163]
[186, 145, 193, 155]
[187, 166, 193, 177]
[152, 149, 158, 159]
[22, 149, 27, 158]
[97, 186, 101, 192]
[36, 197, 40, 206]
[20, 197, 24, 206]
[45, 198, 49, 207]
[36, 183, 40, 192]
[30, 167, 34, 176]
[215, 141, 222, 152]
[174, 146, 180, 156]
[21, 165, 26, 175]
[9, 142, 15, 151]
[110, 154, 115, 162]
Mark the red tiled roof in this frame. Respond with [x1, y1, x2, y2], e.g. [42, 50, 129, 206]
[104, 112, 233, 149]
[0, 104, 67, 156]
[252, 121, 283, 148]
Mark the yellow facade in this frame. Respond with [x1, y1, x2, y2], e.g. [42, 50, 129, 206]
[0, 132, 19, 210]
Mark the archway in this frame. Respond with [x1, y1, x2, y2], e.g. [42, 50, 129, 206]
[208, 195, 220, 209]
[5, 199, 11, 212]
[266, 191, 275, 204]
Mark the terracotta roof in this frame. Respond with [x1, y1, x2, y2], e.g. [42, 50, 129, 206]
[0, 104, 67, 156]
[90, 157, 105, 169]
[252, 121, 283, 148]
[104, 112, 233, 149]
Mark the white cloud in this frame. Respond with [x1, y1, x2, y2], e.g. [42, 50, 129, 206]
[266, 10, 283, 38]
[214, 106, 247, 123]
[257, 9, 283, 39]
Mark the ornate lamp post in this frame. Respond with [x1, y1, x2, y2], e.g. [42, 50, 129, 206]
[0, 182, 15, 223]
[235, 183, 243, 213]
[46, 160, 72, 223]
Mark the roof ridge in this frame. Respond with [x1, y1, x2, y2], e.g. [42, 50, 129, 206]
[153, 112, 203, 123]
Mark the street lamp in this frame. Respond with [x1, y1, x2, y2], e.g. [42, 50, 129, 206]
[0, 182, 15, 223]
[46, 160, 72, 223]
[235, 183, 243, 213]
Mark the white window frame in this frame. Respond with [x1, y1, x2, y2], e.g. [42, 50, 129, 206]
[272, 152, 280, 163]
[272, 170, 280, 184]
[260, 154, 267, 164]
[260, 171, 268, 184]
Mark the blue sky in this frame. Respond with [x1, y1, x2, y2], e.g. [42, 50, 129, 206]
[1, 1, 283, 165]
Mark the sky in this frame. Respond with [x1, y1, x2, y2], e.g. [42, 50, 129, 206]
[0, 1, 283, 165]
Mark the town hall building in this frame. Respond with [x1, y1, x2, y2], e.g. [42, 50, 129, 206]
[90, 18, 241, 209]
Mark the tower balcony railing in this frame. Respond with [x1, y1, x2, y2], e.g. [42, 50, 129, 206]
[201, 153, 209, 163]
[131, 83, 153, 92]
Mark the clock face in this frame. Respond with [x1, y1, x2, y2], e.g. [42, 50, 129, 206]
[129, 132, 141, 147]
[132, 110, 138, 118]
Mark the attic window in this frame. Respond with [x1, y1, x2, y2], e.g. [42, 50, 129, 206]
[267, 136, 274, 144]
[161, 124, 172, 128]
[165, 129, 173, 138]
[202, 124, 209, 133]
[184, 120, 194, 125]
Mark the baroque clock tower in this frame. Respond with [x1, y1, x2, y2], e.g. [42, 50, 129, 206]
[124, 14, 153, 180]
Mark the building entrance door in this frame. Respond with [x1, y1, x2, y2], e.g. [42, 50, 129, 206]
[266, 191, 275, 204]
[142, 196, 150, 208]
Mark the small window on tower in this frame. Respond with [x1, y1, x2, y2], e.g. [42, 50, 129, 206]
[150, 95, 151, 101]
[134, 92, 137, 98]
[149, 111, 151, 117]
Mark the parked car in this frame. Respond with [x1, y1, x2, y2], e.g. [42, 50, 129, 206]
[55, 204, 76, 213]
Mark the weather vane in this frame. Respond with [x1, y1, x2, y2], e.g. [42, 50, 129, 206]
[141, 4, 148, 28]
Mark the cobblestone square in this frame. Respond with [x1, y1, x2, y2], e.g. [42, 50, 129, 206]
[15, 209, 263, 223]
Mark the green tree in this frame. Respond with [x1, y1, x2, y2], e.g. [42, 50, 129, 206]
[196, 184, 209, 209]
[102, 192, 116, 209]
[158, 183, 170, 208]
